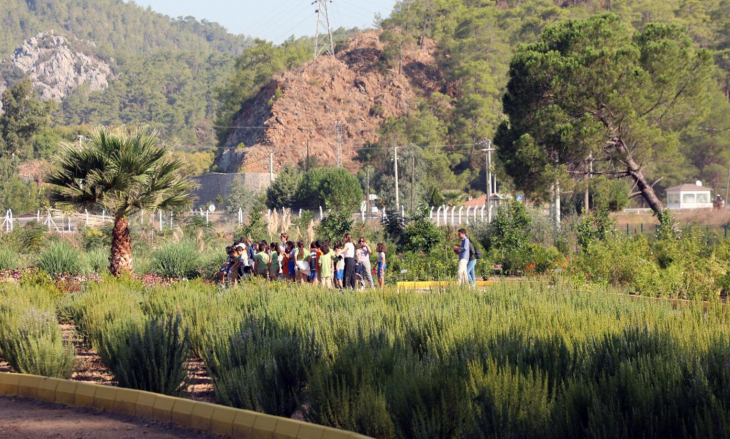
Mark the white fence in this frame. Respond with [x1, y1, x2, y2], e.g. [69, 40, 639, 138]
[1, 203, 501, 234]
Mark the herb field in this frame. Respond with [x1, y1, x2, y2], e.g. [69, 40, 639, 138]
[2, 279, 730, 438]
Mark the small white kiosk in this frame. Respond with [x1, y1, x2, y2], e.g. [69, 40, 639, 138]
[666, 182, 712, 210]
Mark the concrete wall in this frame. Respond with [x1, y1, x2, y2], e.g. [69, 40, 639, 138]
[191, 173, 274, 209]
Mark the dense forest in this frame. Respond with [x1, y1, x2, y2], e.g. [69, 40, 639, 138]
[2, 0, 730, 214]
[0, 0, 249, 57]
[0, 0, 258, 150]
[215, 0, 730, 212]
[371, 0, 730, 210]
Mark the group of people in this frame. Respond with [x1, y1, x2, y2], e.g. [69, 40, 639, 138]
[217, 233, 387, 289]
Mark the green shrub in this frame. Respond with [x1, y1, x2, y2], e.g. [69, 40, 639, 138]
[153, 240, 201, 278]
[204, 318, 317, 417]
[78, 226, 110, 251]
[317, 210, 353, 242]
[483, 200, 531, 254]
[16, 221, 46, 253]
[85, 248, 109, 275]
[197, 249, 224, 280]
[387, 251, 456, 281]
[402, 205, 443, 253]
[36, 241, 87, 276]
[0, 247, 20, 270]
[97, 313, 190, 395]
[0, 304, 75, 378]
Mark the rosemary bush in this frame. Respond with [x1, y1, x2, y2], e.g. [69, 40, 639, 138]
[96, 313, 190, 395]
[0, 291, 74, 378]
[9, 277, 730, 437]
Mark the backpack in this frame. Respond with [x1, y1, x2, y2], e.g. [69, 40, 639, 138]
[474, 245, 482, 260]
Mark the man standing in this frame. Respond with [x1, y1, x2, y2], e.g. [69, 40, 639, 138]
[453, 229, 470, 286]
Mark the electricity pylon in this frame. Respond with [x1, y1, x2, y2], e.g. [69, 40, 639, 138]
[313, 0, 335, 59]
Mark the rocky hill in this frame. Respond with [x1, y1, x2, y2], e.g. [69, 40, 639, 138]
[215, 31, 442, 173]
[0, 32, 112, 111]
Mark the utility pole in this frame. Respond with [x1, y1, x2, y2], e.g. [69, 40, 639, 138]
[366, 166, 371, 217]
[410, 153, 415, 214]
[312, 0, 335, 59]
[269, 152, 274, 183]
[335, 123, 343, 167]
[481, 139, 494, 220]
[306, 140, 310, 171]
[584, 153, 592, 214]
[394, 146, 400, 212]
[554, 180, 561, 230]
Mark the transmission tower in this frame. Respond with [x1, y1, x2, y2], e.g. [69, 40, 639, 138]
[312, 0, 335, 59]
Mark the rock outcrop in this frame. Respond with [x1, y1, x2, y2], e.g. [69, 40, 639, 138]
[215, 31, 442, 173]
[0, 32, 112, 110]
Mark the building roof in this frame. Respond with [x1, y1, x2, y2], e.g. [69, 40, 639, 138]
[666, 184, 711, 193]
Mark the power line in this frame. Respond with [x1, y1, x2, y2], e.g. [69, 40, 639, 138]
[247, 0, 310, 38]
[272, 11, 318, 44]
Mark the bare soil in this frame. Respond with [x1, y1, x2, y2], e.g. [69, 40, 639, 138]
[0, 396, 217, 439]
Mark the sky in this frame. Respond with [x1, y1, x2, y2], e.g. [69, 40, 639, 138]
[135, 0, 398, 44]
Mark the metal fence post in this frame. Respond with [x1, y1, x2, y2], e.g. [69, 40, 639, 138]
[626, 224, 629, 235]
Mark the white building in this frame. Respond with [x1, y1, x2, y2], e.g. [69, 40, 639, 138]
[666, 183, 712, 210]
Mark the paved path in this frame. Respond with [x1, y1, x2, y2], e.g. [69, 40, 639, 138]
[0, 396, 217, 439]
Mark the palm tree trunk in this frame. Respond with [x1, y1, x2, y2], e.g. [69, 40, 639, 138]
[110, 216, 133, 276]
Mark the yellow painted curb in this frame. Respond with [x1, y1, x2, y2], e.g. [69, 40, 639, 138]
[0, 372, 369, 439]
[397, 280, 496, 290]
[37, 377, 59, 403]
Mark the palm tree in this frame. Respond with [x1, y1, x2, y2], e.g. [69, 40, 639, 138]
[46, 127, 194, 276]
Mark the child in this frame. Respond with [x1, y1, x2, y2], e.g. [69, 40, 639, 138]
[217, 246, 234, 284]
[376, 243, 387, 289]
[228, 244, 246, 285]
[269, 241, 282, 280]
[318, 242, 334, 289]
[295, 241, 309, 284]
[309, 241, 321, 285]
[286, 241, 296, 282]
[334, 242, 345, 289]
[254, 242, 270, 280]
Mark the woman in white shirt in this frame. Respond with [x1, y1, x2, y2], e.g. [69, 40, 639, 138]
[343, 233, 356, 289]
[358, 237, 374, 288]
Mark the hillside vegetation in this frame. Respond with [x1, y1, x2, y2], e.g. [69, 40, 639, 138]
[215, 0, 730, 211]
[0, 0, 249, 57]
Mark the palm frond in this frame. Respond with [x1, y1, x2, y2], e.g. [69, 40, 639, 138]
[46, 125, 195, 217]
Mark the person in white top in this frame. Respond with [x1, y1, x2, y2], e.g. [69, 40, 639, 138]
[343, 233, 356, 289]
[453, 228, 471, 286]
[358, 237, 374, 288]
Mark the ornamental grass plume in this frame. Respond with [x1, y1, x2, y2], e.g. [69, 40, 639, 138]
[307, 220, 315, 245]
[268, 209, 280, 240]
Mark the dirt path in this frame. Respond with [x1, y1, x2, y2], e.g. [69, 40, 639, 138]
[0, 396, 217, 439]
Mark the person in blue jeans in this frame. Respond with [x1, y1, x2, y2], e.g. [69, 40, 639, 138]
[467, 237, 477, 286]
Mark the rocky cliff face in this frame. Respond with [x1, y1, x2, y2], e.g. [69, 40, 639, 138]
[215, 31, 442, 173]
[0, 32, 112, 111]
